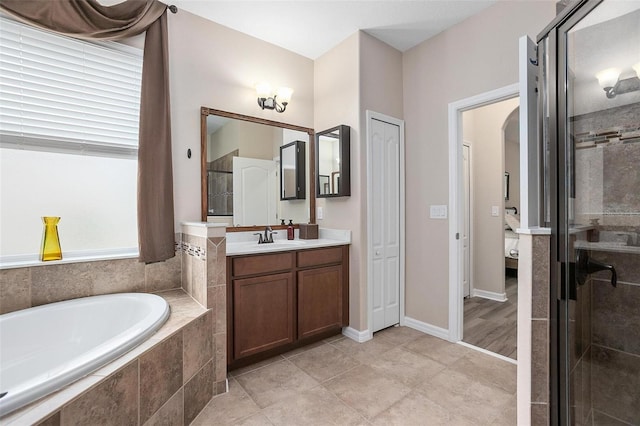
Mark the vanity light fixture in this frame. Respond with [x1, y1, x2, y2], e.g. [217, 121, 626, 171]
[596, 64, 640, 99]
[256, 83, 293, 113]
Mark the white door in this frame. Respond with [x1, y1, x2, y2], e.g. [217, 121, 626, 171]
[463, 144, 471, 298]
[370, 117, 401, 332]
[233, 157, 277, 226]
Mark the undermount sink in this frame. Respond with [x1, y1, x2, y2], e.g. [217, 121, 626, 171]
[268, 240, 306, 246]
[228, 239, 308, 250]
[246, 240, 308, 249]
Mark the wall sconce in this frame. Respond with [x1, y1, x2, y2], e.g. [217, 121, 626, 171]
[596, 63, 640, 99]
[256, 83, 293, 113]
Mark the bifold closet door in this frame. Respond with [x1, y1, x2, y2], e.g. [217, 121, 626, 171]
[370, 118, 401, 332]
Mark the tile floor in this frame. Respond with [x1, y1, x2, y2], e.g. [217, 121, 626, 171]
[192, 327, 517, 425]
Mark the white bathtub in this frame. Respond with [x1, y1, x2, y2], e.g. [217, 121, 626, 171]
[0, 293, 170, 417]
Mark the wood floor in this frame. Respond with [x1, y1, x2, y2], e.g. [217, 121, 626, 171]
[463, 275, 518, 360]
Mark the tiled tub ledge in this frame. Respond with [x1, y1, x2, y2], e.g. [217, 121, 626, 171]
[2, 289, 225, 426]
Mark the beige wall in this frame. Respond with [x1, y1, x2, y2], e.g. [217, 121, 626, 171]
[358, 33, 404, 330]
[314, 31, 403, 332]
[403, 1, 556, 328]
[168, 10, 314, 228]
[463, 97, 519, 296]
[209, 120, 277, 161]
[168, 3, 554, 333]
[314, 33, 362, 329]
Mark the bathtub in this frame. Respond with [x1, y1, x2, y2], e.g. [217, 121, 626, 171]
[0, 293, 170, 417]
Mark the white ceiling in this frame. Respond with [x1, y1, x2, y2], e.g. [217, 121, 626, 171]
[167, 0, 497, 59]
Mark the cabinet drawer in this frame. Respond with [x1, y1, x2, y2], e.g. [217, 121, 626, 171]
[297, 246, 344, 268]
[232, 252, 294, 277]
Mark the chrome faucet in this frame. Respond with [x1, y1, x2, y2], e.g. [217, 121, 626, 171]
[254, 226, 277, 244]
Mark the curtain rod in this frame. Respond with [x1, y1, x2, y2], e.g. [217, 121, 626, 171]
[168, 5, 177, 13]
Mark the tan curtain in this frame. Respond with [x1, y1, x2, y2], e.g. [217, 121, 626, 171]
[0, 0, 175, 263]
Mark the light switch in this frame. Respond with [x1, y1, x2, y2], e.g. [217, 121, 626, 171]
[491, 206, 500, 217]
[430, 205, 447, 219]
[317, 206, 324, 220]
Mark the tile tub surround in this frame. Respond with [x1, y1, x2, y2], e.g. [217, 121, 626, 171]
[0, 251, 182, 315]
[1, 290, 218, 426]
[180, 222, 227, 393]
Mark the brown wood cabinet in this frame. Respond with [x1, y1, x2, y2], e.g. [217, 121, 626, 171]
[233, 272, 294, 359]
[227, 245, 349, 369]
[297, 265, 342, 339]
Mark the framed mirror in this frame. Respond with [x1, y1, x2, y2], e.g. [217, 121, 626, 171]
[200, 107, 315, 228]
[280, 140, 305, 200]
[316, 125, 350, 197]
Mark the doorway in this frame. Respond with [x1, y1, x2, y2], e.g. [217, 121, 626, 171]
[460, 98, 520, 360]
[447, 83, 521, 349]
[366, 111, 405, 336]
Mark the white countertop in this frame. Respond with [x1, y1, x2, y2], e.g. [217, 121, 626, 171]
[574, 240, 640, 255]
[226, 228, 351, 256]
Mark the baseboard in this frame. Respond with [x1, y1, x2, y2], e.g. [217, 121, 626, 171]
[403, 316, 450, 341]
[472, 289, 507, 302]
[342, 327, 372, 343]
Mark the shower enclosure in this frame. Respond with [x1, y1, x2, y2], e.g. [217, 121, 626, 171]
[539, 0, 640, 424]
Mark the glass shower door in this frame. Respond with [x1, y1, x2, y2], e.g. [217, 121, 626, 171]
[557, 1, 640, 424]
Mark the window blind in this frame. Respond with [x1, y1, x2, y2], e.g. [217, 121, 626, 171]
[0, 17, 143, 157]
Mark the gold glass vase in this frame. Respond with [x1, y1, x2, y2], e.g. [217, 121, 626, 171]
[40, 216, 62, 261]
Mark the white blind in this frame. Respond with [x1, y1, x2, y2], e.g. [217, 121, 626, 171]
[0, 17, 142, 156]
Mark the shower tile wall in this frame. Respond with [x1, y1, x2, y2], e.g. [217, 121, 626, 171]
[572, 103, 640, 424]
[590, 264, 640, 424]
[207, 149, 236, 216]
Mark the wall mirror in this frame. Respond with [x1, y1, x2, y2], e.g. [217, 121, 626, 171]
[200, 107, 315, 228]
[316, 125, 350, 197]
[280, 140, 305, 200]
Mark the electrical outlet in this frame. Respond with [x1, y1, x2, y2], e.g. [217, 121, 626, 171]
[430, 205, 447, 219]
[317, 206, 323, 220]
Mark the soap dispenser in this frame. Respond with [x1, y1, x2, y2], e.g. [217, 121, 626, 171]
[287, 220, 294, 240]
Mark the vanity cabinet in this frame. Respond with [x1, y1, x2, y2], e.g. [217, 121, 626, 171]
[233, 272, 294, 359]
[227, 245, 349, 369]
[297, 265, 343, 339]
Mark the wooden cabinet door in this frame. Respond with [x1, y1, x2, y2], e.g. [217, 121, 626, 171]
[297, 265, 343, 340]
[233, 272, 294, 359]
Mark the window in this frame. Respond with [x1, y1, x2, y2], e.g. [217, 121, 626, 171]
[0, 17, 143, 264]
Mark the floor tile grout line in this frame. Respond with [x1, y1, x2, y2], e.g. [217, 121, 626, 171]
[195, 326, 516, 425]
[228, 355, 286, 378]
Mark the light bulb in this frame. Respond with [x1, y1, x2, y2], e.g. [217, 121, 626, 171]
[595, 68, 620, 89]
[276, 87, 293, 104]
[255, 82, 272, 99]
